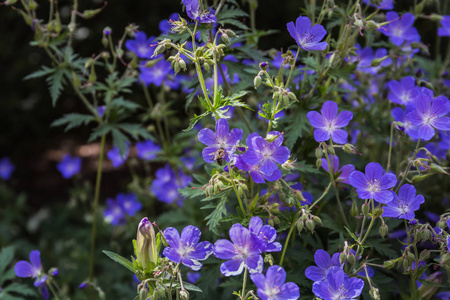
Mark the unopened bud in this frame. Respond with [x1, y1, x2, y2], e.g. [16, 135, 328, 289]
[287, 92, 297, 101]
[221, 33, 230, 44]
[347, 254, 356, 265]
[343, 143, 357, 154]
[254, 75, 262, 88]
[153, 44, 166, 57]
[316, 158, 322, 169]
[362, 203, 370, 216]
[305, 219, 315, 232]
[296, 219, 304, 233]
[339, 252, 347, 265]
[419, 249, 430, 261]
[326, 145, 335, 155]
[259, 62, 268, 71]
[315, 148, 323, 159]
[350, 200, 359, 217]
[264, 254, 274, 266]
[366, 20, 381, 30]
[374, 206, 383, 218]
[416, 68, 423, 78]
[180, 290, 189, 300]
[369, 287, 380, 300]
[379, 223, 388, 238]
[383, 259, 396, 269]
[313, 216, 322, 226]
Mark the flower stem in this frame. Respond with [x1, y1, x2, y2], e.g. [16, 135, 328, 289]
[228, 163, 246, 216]
[240, 267, 248, 299]
[285, 48, 300, 88]
[386, 122, 395, 172]
[279, 211, 301, 266]
[89, 134, 106, 299]
[47, 281, 61, 300]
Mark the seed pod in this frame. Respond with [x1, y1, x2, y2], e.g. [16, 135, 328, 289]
[273, 216, 280, 225]
[419, 249, 430, 261]
[203, 62, 210, 72]
[268, 219, 274, 227]
[350, 200, 359, 217]
[315, 148, 323, 159]
[383, 259, 396, 269]
[264, 253, 274, 266]
[288, 92, 297, 101]
[402, 258, 410, 273]
[154, 44, 165, 56]
[347, 253, 356, 265]
[316, 158, 323, 169]
[180, 290, 189, 300]
[313, 216, 322, 226]
[221, 33, 230, 44]
[327, 145, 335, 155]
[366, 20, 381, 30]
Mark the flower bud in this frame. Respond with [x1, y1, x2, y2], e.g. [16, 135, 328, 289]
[221, 33, 230, 44]
[135, 217, 159, 270]
[347, 253, 356, 265]
[374, 206, 383, 218]
[296, 219, 304, 233]
[369, 287, 380, 300]
[264, 254, 274, 266]
[383, 259, 396, 269]
[305, 219, 315, 232]
[153, 44, 166, 57]
[326, 145, 335, 155]
[313, 216, 322, 226]
[371, 56, 389, 67]
[419, 249, 430, 261]
[350, 200, 359, 217]
[339, 252, 347, 265]
[343, 143, 357, 154]
[379, 223, 388, 238]
[259, 62, 268, 71]
[180, 290, 189, 300]
[316, 158, 322, 169]
[362, 203, 370, 216]
[315, 148, 323, 159]
[366, 20, 381, 30]
[288, 92, 297, 101]
[254, 75, 262, 88]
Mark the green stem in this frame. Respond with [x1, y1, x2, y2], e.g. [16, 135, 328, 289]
[194, 61, 214, 110]
[324, 145, 349, 228]
[88, 134, 106, 299]
[141, 82, 167, 146]
[241, 267, 248, 299]
[228, 163, 246, 216]
[279, 211, 301, 266]
[360, 199, 376, 245]
[309, 182, 332, 207]
[386, 122, 395, 172]
[47, 281, 61, 300]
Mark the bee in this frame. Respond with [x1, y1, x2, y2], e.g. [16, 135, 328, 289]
[213, 148, 226, 166]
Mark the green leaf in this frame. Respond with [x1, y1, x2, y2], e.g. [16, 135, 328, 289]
[219, 18, 250, 30]
[102, 250, 135, 273]
[111, 128, 130, 157]
[284, 109, 309, 149]
[183, 281, 203, 293]
[344, 226, 358, 242]
[117, 123, 153, 141]
[416, 279, 449, 288]
[51, 113, 95, 131]
[46, 68, 68, 106]
[88, 123, 114, 142]
[2, 283, 37, 296]
[203, 194, 229, 235]
[184, 111, 211, 131]
[0, 246, 14, 275]
[23, 66, 55, 80]
[109, 97, 141, 111]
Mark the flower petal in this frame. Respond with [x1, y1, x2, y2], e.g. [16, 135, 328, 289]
[198, 128, 216, 146]
[220, 259, 245, 277]
[314, 129, 331, 142]
[181, 225, 201, 248]
[374, 190, 395, 204]
[214, 239, 237, 259]
[331, 129, 348, 144]
[163, 247, 182, 263]
[15, 261, 36, 278]
[266, 265, 286, 289]
[164, 227, 181, 249]
[307, 111, 326, 128]
[379, 173, 397, 189]
[215, 119, 230, 139]
[349, 171, 369, 189]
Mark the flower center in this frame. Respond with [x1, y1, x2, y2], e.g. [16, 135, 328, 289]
[368, 180, 381, 193]
[179, 246, 194, 258]
[265, 285, 280, 297]
[235, 245, 250, 260]
[423, 113, 436, 125]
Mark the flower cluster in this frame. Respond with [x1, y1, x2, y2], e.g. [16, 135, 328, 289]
[57, 155, 82, 179]
[150, 164, 192, 205]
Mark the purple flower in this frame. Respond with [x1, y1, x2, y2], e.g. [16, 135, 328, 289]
[150, 164, 192, 205]
[107, 146, 129, 167]
[198, 119, 243, 165]
[136, 140, 161, 160]
[182, 0, 217, 24]
[0, 157, 15, 180]
[235, 155, 282, 184]
[250, 265, 300, 300]
[406, 88, 450, 141]
[391, 107, 420, 139]
[320, 154, 355, 185]
[354, 46, 392, 75]
[312, 267, 364, 300]
[287, 16, 328, 51]
[163, 225, 213, 271]
[382, 184, 425, 220]
[438, 16, 450, 37]
[381, 12, 420, 46]
[117, 193, 142, 216]
[97, 105, 106, 117]
[104, 198, 126, 226]
[139, 59, 173, 87]
[248, 216, 282, 252]
[241, 132, 290, 177]
[159, 13, 179, 34]
[305, 249, 341, 282]
[387, 76, 416, 106]
[363, 0, 394, 10]
[125, 32, 156, 59]
[307, 101, 353, 144]
[349, 162, 397, 203]
[213, 223, 263, 276]
[14, 250, 49, 300]
[57, 155, 81, 179]
[187, 271, 201, 284]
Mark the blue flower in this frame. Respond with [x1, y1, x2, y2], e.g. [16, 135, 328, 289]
[187, 271, 201, 284]
[381, 12, 420, 46]
[117, 193, 142, 216]
[150, 164, 192, 205]
[0, 157, 15, 180]
[235, 155, 282, 184]
[363, 0, 394, 10]
[387, 76, 417, 106]
[57, 155, 81, 179]
[354, 46, 392, 75]
[136, 140, 161, 160]
[391, 106, 420, 139]
[287, 16, 328, 51]
[438, 16, 450, 37]
[241, 132, 290, 177]
[307, 101, 353, 144]
[382, 184, 425, 220]
[198, 119, 243, 165]
[406, 87, 450, 141]
[139, 59, 173, 87]
[182, 0, 216, 24]
[250, 265, 300, 300]
[104, 198, 126, 226]
[14, 250, 50, 300]
[125, 32, 156, 59]
[320, 154, 355, 185]
[248, 216, 282, 252]
[213, 223, 263, 276]
[312, 267, 364, 300]
[159, 13, 179, 34]
[163, 225, 213, 271]
[305, 249, 341, 282]
[349, 162, 397, 203]
[107, 146, 129, 167]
